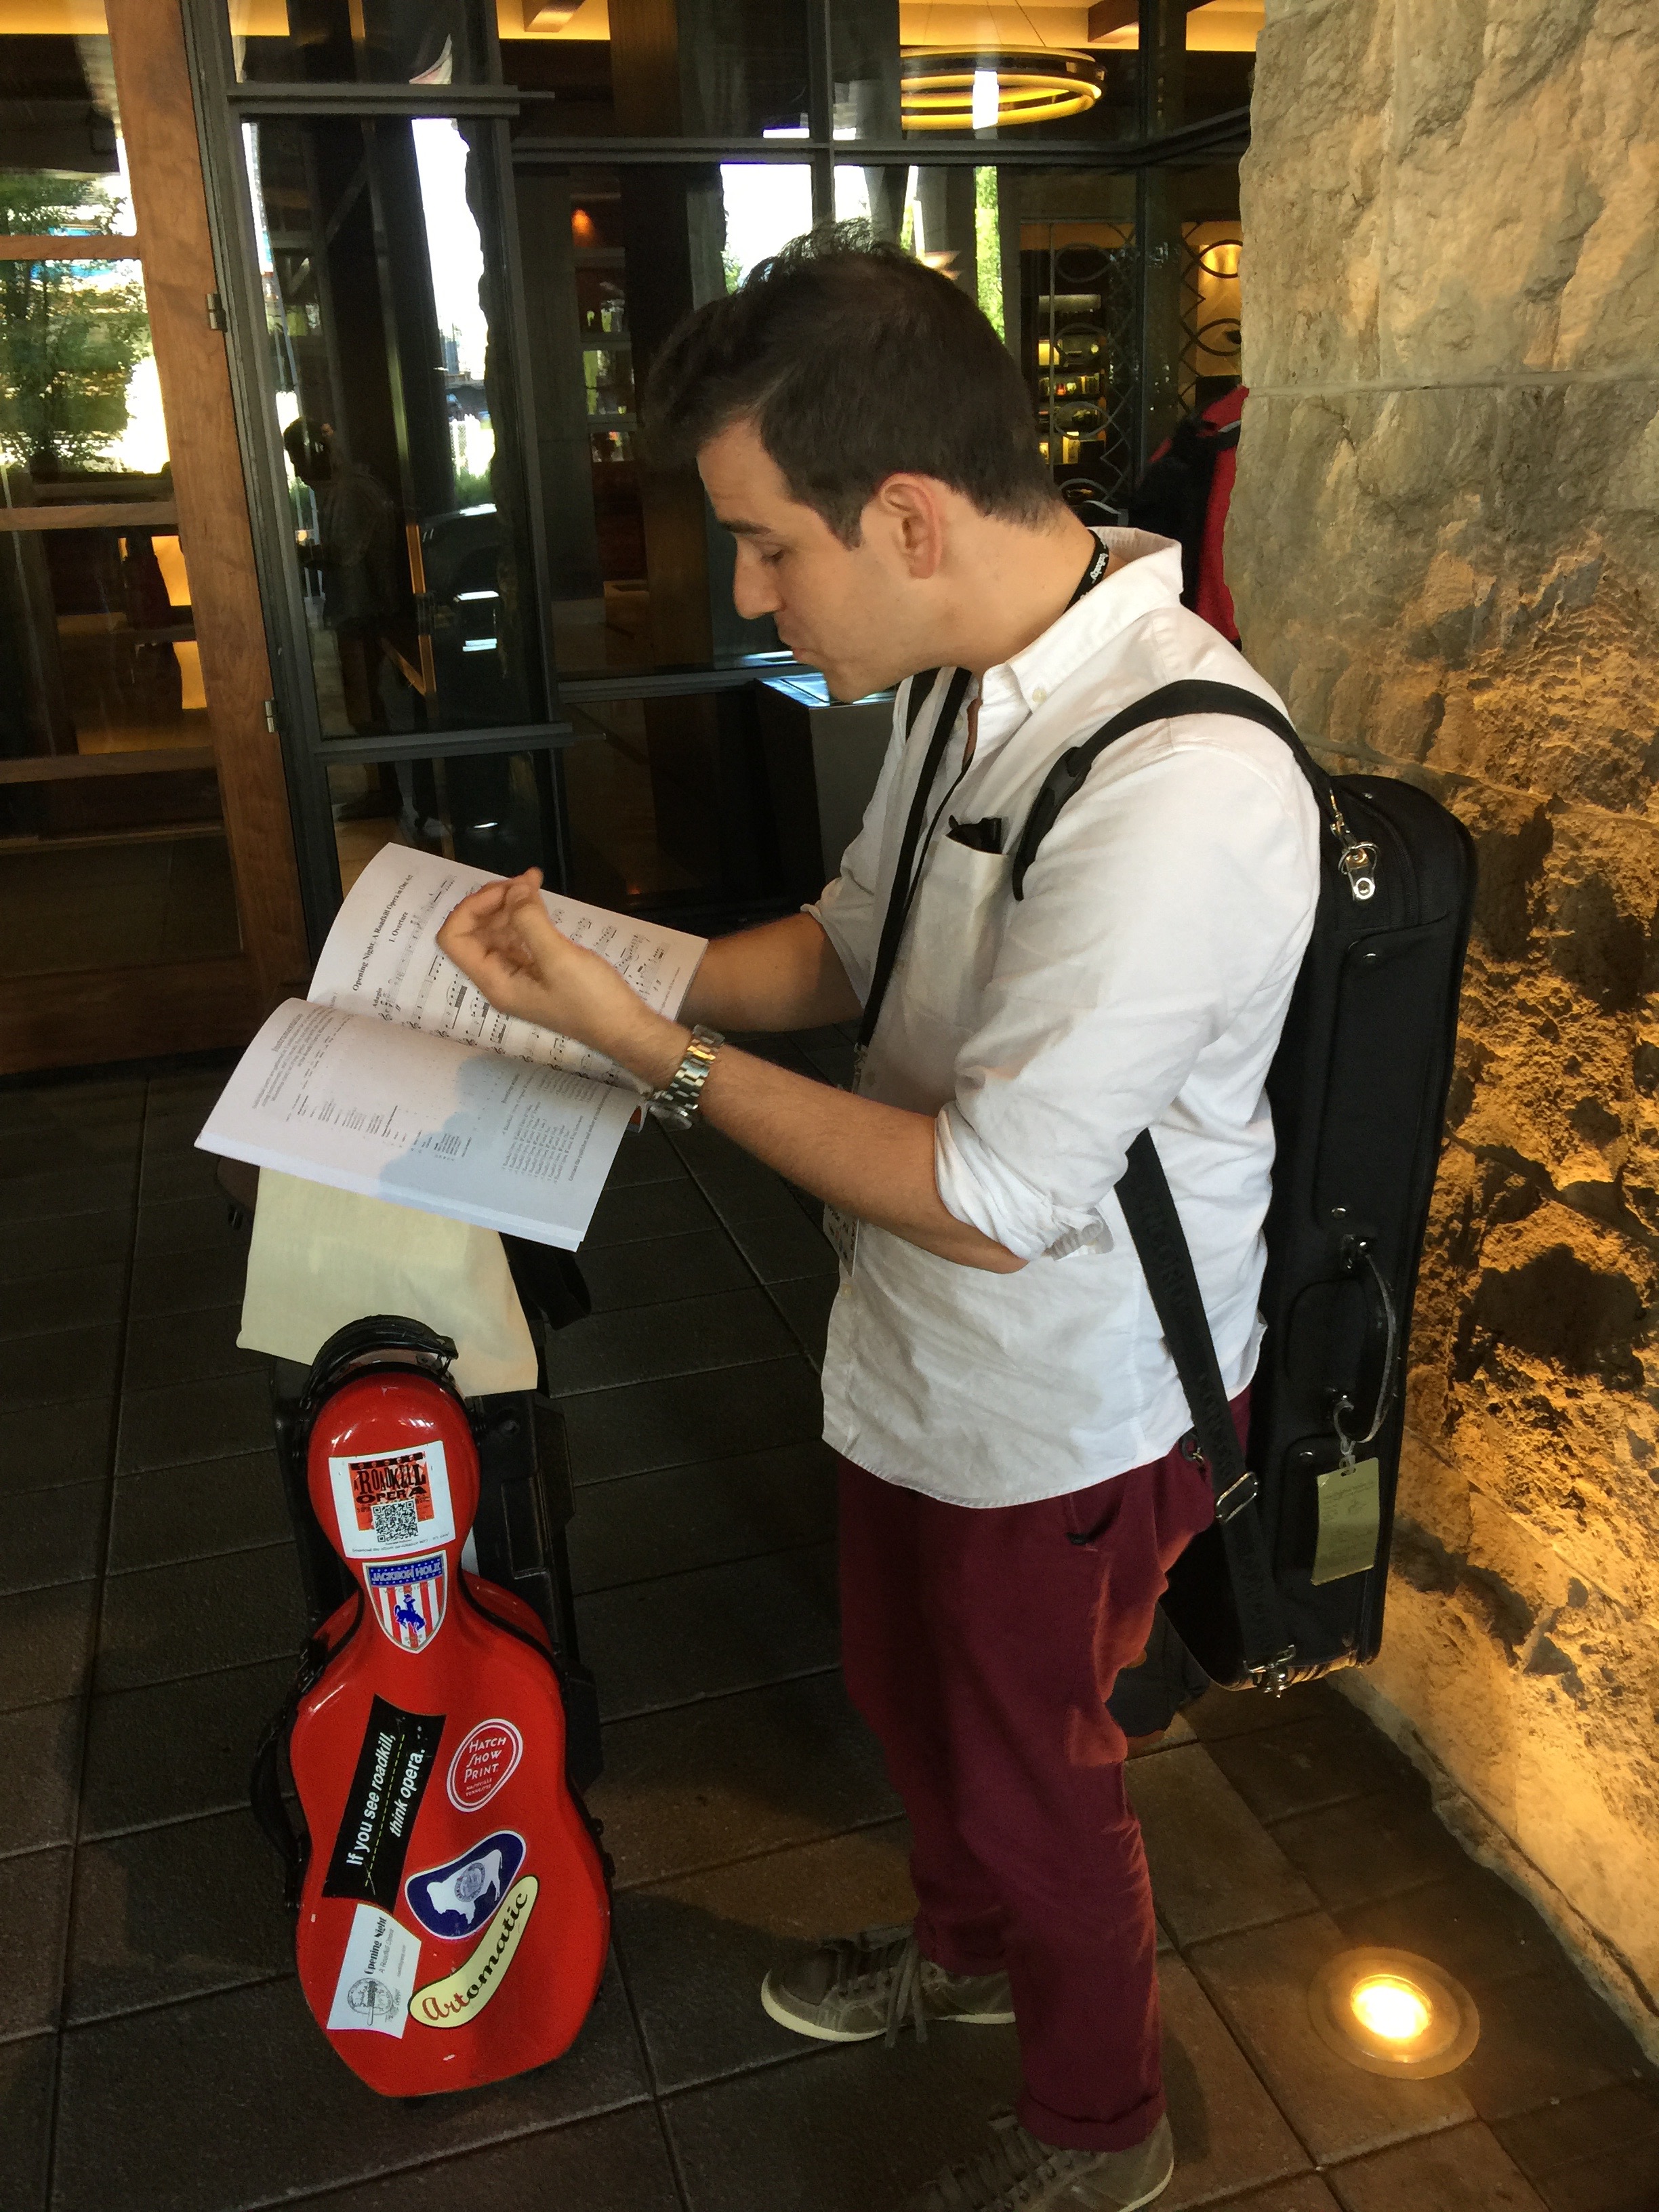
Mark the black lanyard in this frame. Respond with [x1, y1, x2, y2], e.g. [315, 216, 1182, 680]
[856, 541, 1111, 1054]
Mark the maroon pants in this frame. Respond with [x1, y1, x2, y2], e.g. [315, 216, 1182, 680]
[838, 1409, 1233, 2152]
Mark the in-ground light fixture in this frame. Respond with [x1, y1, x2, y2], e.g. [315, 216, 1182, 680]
[1307, 1948, 1480, 2078]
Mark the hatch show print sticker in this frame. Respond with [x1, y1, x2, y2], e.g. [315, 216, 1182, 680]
[410, 1877, 539, 2030]
[405, 1831, 527, 1941]
[447, 1718, 523, 1811]
[328, 1439, 456, 1561]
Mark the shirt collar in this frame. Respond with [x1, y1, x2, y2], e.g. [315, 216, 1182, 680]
[986, 528, 1185, 723]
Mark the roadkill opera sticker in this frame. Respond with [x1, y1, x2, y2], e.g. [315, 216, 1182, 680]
[367, 1551, 447, 1652]
[329, 1439, 455, 1561]
[447, 1718, 523, 1812]
[326, 1902, 420, 2037]
[405, 1830, 526, 1941]
[410, 1877, 538, 2030]
[323, 1696, 445, 1907]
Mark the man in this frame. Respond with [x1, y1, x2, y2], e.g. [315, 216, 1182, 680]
[438, 233, 1319, 2212]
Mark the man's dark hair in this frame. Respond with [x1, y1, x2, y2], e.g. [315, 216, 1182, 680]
[644, 224, 1061, 545]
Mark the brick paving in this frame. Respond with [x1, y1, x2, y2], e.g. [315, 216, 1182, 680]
[2, 1041, 1657, 2212]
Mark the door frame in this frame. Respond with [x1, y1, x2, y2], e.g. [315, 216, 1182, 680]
[0, 0, 309, 1074]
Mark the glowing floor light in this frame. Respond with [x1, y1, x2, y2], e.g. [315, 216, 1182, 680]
[1349, 1973, 1431, 2044]
[1308, 1949, 1479, 2078]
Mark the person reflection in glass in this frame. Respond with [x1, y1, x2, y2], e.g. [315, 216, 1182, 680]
[283, 417, 401, 736]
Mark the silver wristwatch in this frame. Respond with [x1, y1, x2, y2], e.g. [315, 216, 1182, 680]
[647, 1025, 724, 1127]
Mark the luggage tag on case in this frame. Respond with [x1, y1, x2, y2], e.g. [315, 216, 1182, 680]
[1311, 1451, 1382, 1586]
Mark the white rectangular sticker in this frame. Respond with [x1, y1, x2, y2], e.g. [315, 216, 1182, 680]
[326, 1902, 421, 2037]
[329, 1438, 456, 1561]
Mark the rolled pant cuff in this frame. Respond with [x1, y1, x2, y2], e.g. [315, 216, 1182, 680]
[1017, 2087, 1166, 2156]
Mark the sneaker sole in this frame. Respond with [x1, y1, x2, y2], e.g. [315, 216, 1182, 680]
[1123, 2155, 1176, 2211]
[759, 1976, 1015, 2042]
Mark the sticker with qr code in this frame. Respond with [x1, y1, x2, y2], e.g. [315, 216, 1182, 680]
[329, 1440, 455, 1560]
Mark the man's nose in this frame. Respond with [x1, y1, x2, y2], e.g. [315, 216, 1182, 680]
[731, 543, 779, 621]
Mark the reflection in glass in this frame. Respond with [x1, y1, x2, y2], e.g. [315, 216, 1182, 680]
[830, 0, 1138, 146]
[505, 0, 810, 141]
[245, 115, 537, 735]
[328, 748, 555, 895]
[0, 5, 132, 230]
[229, 0, 487, 88]
[561, 688, 780, 916]
[0, 1, 237, 978]
[522, 163, 807, 677]
[1086, 0, 1260, 124]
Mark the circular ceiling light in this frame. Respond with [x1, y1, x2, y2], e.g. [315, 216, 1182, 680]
[1308, 1948, 1480, 2079]
[901, 50, 1104, 131]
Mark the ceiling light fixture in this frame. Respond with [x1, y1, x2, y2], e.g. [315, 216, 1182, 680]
[899, 49, 1104, 131]
[1308, 1948, 1480, 2079]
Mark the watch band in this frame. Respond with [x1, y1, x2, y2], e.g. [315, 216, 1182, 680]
[647, 1024, 724, 1128]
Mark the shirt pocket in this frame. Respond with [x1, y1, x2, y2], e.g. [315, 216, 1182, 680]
[901, 838, 1010, 1036]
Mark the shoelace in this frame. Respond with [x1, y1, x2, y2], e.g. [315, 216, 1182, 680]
[921, 2114, 1073, 2211]
[812, 1924, 933, 2047]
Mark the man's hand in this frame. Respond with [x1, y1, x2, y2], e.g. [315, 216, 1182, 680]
[436, 870, 683, 1085]
[437, 871, 1021, 1274]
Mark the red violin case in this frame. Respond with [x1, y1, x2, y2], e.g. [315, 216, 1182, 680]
[251, 1319, 610, 2095]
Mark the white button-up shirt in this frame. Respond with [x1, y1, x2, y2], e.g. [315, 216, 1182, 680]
[808, 530, 1322, 1507]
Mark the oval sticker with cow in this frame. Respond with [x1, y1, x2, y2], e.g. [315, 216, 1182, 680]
[404, 1830, 527, 1942]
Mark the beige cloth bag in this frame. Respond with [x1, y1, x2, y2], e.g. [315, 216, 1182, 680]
[238, 1168, 539, 1397]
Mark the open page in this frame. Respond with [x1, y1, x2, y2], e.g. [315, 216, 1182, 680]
[310, 843, 706, 1088]
[197, 1000, 640, 1250]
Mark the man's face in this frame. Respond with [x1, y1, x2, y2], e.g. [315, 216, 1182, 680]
[698, 418, 926, 701]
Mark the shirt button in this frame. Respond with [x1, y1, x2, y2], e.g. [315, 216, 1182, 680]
[1032, 685, 1048, 705]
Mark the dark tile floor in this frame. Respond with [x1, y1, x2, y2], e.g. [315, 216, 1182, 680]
[3, 1041, 1658, 2212]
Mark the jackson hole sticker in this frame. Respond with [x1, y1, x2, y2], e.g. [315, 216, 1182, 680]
[410, 1877, 539, 2030]
[323, 1695, 445, 1907]
[404, 1830, 527, 1941]
[328, 1439, 456, 1561]
[446, 1718, 523, 1812]
[366, 1551, 447, 1652]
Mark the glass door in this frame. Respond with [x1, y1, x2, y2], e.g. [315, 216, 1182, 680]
[0, 0, 306, 1073]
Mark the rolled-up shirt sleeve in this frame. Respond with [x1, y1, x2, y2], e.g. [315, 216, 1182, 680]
[933, 731, 1320, 1262]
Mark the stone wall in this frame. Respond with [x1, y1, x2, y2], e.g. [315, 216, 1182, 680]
[1231, 0, 1659, 2051]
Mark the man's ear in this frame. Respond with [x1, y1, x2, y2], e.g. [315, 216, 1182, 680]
[863, 474, 948, 580]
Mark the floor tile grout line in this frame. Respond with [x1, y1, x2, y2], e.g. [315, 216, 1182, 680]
[41, 1079, 148, 2209]
[566, 1434, 834, 1495]
[600, 1660, 841, 1732]
[666, 1138, 836, 1383]
[56, 1964, 298, 2039]
[574, 1531, 836, 1604]
[608, 1810, 908, 1900]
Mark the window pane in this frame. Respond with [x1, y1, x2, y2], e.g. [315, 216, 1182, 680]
[246, 115, 541, 735]
[519, 161, 810, 677]
[228, 0, 491, 87]
[0, 3, 132, 230]
[834, 164, 1139, 520]
[830, 0, 1139, 146]
[562, 685, 800, 919]
[0, 10, 240, 985]
[328, 747, 555, 893]
[505, 0, 811, 141]
[1086, 0, 1260, 127]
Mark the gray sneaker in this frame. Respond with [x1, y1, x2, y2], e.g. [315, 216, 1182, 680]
[760, 1922, 1014, 2046]
[898, 2111, 1174, 2212]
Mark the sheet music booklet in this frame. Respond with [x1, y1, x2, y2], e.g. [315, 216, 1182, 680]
[197, 844, 706, 1249]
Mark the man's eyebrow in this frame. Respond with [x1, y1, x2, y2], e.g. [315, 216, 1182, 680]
[717, 516, 768, 537]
